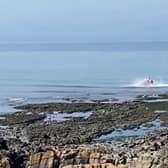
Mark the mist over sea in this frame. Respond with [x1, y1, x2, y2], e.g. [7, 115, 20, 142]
[0, 42, 168, 113]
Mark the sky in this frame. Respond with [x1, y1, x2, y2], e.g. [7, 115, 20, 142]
[0, 0, 168, 42]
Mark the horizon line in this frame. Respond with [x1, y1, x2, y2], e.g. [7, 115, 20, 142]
[0, 40, 168, 44]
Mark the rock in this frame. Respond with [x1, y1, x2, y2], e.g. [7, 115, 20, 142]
[39, 151, 54, 168]
[100, 154, 115, 164]
[28, 151, 55, 168]
[28, 152, 42, 168]
[62, 163, 128, 168]
[0, 157, 10, 168]
[76, 152, 93, 160]
[61, 150, 78, 160]
[152, 142, 161, 151]
[0, 138, 8, 150]
[76, 152, 90, 164]
[89, 153, 100, 164]
[0, 101, 168, 168]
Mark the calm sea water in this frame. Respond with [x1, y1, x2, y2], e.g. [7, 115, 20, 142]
[0, 42, 168, 113]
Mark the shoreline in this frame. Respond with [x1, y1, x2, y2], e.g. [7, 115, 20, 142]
[0, 94, 168, 167]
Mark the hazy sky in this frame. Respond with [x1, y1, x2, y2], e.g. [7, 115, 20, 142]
[0, 0, 168, 42]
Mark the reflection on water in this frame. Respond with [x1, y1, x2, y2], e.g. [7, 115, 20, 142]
[97, 119, 167, 141]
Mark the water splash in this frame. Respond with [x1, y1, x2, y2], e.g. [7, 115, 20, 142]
[128, 78, 168, 88]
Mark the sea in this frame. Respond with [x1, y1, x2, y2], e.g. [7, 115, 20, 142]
[0, 42, 168, 113]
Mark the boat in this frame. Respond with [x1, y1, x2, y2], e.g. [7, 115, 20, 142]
[141, 78, 154, 87]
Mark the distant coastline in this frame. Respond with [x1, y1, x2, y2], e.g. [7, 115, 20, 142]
[1, 41, 168, 51]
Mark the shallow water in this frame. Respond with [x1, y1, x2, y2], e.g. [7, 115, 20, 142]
[144, 99, 168, 103]
[44, 111, 92, 122]
[0, 43, 168, 113]
[0, 106, 21, 114]
[154, 110, 168, 113]
[97, 119, 167, 141]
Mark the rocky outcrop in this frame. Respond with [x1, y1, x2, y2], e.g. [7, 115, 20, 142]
[27, 151, 55, 168]
[0, 101, 168, 168]
[0, 130, 167, 168]
[25, 131, 168, 168]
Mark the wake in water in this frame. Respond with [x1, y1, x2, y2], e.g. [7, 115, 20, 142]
[128, 78, 168, 88]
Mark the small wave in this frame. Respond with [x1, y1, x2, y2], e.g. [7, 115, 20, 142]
[33, 84, 101, 89]
[7, 97, 26, 104]
[127, 78, 168, 88]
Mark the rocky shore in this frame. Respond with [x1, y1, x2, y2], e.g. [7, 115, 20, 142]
[0, 94, 168, 168]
